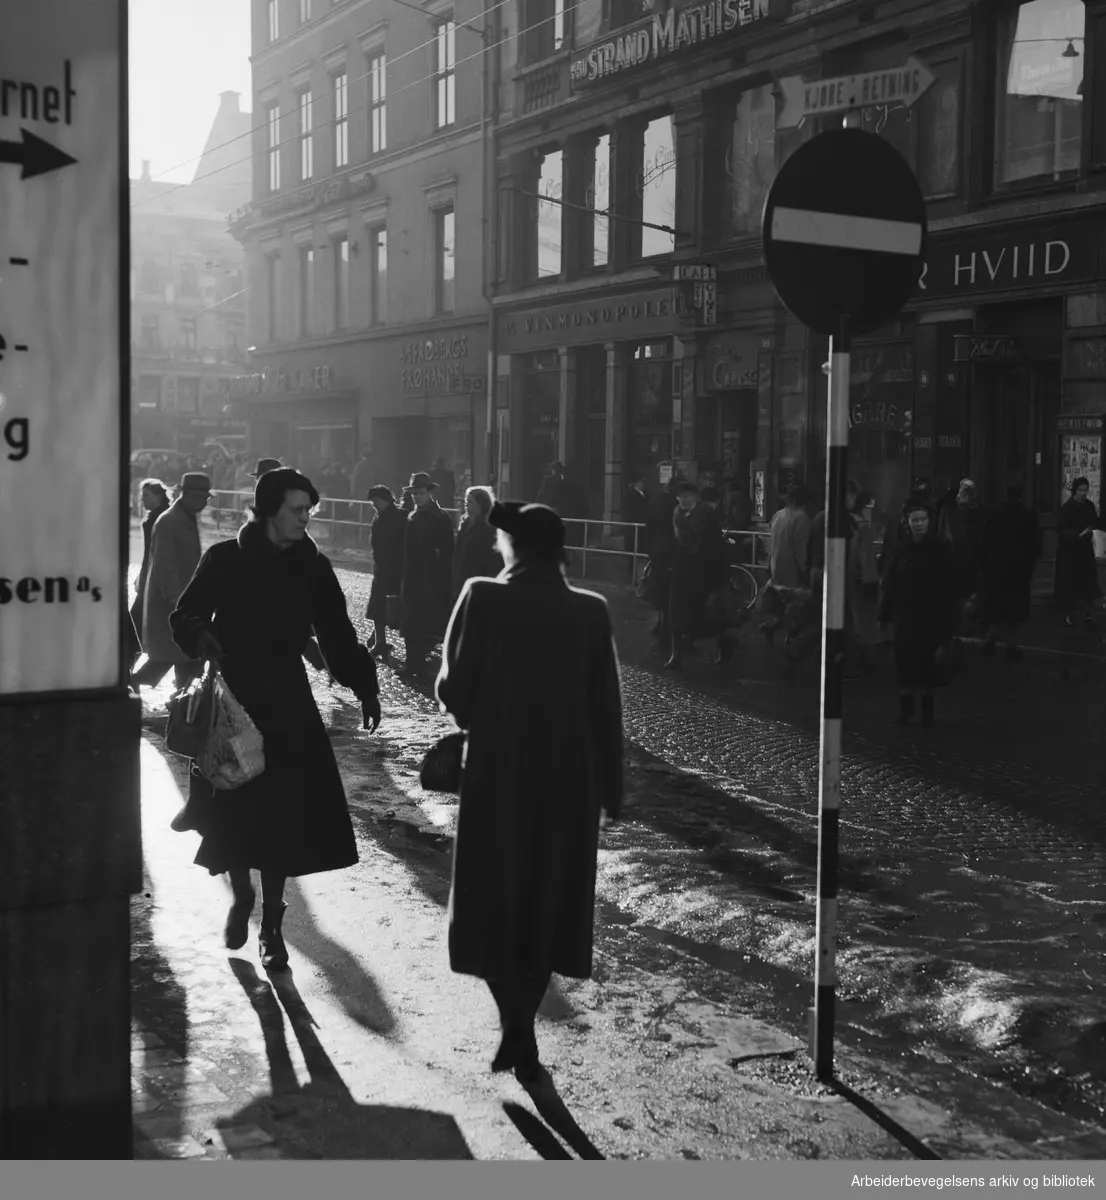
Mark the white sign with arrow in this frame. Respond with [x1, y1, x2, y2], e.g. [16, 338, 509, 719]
[777, 56, 936, 130]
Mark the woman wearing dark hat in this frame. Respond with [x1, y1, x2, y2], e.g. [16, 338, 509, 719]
[1054, 476, 1101, 631]
[452, 485, 503, 600]
[364, 484, 407, 660]
[168, 468, 382, 970]
[398, 471, 456, 679]
[435, 502, 624, 1084]
[877, 496, 960, 727]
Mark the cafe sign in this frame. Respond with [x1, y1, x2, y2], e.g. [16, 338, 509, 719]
[953, 334, 1021, 362]
[570, 0, 774, 89]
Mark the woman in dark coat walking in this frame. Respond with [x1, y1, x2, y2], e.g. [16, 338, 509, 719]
[1054, 476, 1101, 629]
[169, 469, 382, 971]
[981, 484, 1041, 661]
[436, 502, 623, 1084]
[364, 484, 407, 660]
[399, 472, 456, 678]
[452, 485, 502, 600]
[877, 497, 959, 728]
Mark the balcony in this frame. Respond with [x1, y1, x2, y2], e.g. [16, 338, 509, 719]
[515, 53, 570, 117]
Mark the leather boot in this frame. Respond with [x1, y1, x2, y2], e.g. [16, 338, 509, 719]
[921, 694, 935, 728]
[259, 901, 289, 971]
[894, 693, 915, 725]
[224, 877, 256, 950]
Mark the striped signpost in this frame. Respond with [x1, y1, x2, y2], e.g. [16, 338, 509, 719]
[761, 128, 927, 1081]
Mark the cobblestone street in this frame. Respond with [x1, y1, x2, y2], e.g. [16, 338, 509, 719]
[128, 521, 1106, 1159]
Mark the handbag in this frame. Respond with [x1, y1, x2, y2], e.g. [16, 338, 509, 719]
[419, 731, 465, 794]
[197, 671, 266, 791]
[165, 666, 216, 760]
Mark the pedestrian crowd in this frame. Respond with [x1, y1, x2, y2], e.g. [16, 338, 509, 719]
[127, 456, 624, 1088]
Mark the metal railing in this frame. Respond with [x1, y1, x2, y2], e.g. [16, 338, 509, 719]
[196, 489, 778, 587]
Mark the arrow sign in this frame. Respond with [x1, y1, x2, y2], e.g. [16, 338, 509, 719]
[0, 128, 78, 179]
[777, 55, 936, 130]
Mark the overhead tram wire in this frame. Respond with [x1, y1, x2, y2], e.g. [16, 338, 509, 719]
[130, 0, 524, 208]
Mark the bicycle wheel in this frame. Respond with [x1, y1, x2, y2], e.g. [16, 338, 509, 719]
[729, 565, 759, 609]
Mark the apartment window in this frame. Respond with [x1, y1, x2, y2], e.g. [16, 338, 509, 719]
[522, 0, 570, 64]
[725, 85, 776, 239]
[299, 246, 315, 337]
[434, 207, 455, 315]
[180, 320, 197, 351]
[536, 149, 563, 278]
[140, 314, 160, 349]
[178, 378, 200, 414]
[603, 0, 646, 32]
[268, 0, 279, 41]
[637, 116, 676, 258]
[334, 236, 350, 329]
[370, 54, 387, 154]
[333, 72, 349, 168]
[299, 89, 314, 181]
[587, 135, 611, 269]
[178, 261, 200, 297]
[267, 103, 281, 192]
[369, 226, 388, 324]
[266, 253, 281, 342]
[299, 0, 311, 23]
[434, 20, 456, 129]
[995, 0, 1084, 185]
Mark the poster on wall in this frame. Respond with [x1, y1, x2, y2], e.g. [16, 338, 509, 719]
[1060, 433, 1102, 511]
[0, 4, 124, 696]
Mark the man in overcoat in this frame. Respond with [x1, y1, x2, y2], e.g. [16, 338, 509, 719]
[665, 480, 731, 670]
[131, 472, 211, 692]
[364, 484, 407, 660]
[127, 478, 170, 676]
[398, 471, 455, 679]
[436, 501, 623, 1083]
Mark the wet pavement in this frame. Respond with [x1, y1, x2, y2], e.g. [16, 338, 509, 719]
[127, 520, 1106, 1158]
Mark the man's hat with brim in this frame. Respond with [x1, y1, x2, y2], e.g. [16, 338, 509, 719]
[179, 472, 212, 494]
[249, 458, 283, 477]
[488, 501, 565, 548]
[403, 471, 438, 492]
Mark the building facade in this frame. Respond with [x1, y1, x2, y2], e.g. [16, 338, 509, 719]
[489, 0, 1106, 546]
[230, 0, 494, 492]
[130, 91, 253, 456]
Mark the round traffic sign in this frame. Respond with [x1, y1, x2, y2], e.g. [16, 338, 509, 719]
[761, 129, 927, 338]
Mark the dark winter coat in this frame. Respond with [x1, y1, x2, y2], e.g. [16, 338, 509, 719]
[981, 500, 1041, 626]
[366, 502, 408, 626]
[143, 500, 203, 665]
[644, 485, 680, 563]
[401, 500, 456, 647]
[1054, 497, 1101, 608]
[130, 498, 170, 647]
[169, 520, 379, 878]
[669, 501, 727, 639]
[878, 533, 959, 688]
[435, 564, 624, 981]
[452, 516, 503, 600]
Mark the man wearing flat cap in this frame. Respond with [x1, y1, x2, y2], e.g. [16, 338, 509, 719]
[398, 471, 455, 678]
[436, 501, 624, 1083]
[131, 472, 212, 692]
[365, 484, 407, 660]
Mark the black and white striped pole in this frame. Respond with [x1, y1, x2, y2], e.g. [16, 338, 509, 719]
[812, 313, 851, 1080]
[761, 120, 928, 1085]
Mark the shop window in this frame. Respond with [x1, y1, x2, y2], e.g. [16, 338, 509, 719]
[724, 84, 776, 239]
[636, 116, 676, 259]
[521, 0, 570, 65]
[536, 149, 564, 278]
[586, 134, 611, 269]
[627, 340, 674, 481]
[994, 0, 1084, 186]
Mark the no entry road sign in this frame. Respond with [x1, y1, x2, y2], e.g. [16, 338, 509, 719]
[761, 128, 927, 338]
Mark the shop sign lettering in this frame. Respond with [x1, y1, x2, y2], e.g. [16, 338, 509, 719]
[849, 400, 908, 431]
[952, 334, 1020, 362]
[569, 0, 772, 89]
[916, 225, 1096, 300]
[500, 296, 673, 348]
[227, 364, 334, 397]
[254, 172, 375, 220]
[399, 336, 469, 364]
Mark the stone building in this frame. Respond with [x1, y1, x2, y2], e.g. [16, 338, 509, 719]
[130, 90, 253, 457]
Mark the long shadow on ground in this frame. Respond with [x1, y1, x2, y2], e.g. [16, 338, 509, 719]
[222, 957, 474, 1159]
